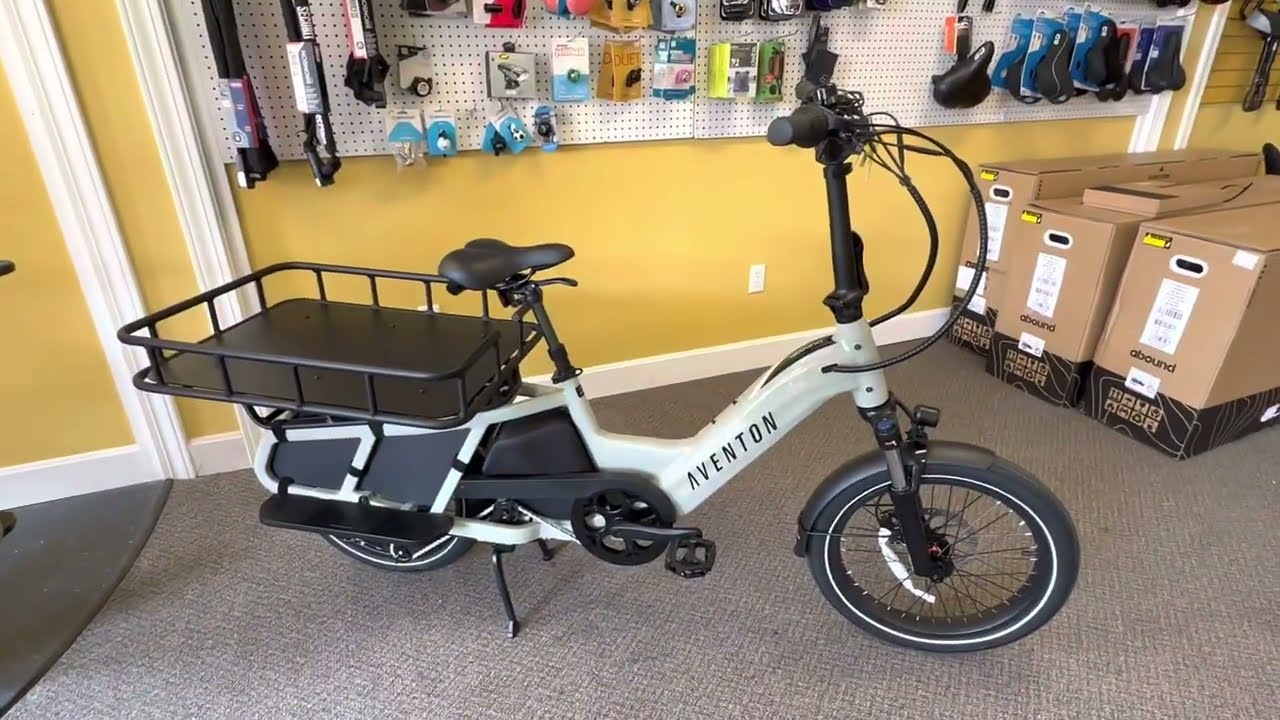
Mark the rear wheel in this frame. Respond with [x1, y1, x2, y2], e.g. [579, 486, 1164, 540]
[324, 499, 489, 572]
[805, 459, 1079, 652]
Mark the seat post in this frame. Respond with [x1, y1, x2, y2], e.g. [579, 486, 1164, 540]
[522, 284, 579, 384]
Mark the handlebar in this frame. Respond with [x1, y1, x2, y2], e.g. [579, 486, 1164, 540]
[766, 105, 833, 149]
[0, 260, 14, 277]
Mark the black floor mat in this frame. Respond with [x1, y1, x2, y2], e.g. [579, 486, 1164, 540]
[0, 480, 170, 714]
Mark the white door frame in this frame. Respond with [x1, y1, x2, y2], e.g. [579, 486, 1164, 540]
[0, 0, 194, 482]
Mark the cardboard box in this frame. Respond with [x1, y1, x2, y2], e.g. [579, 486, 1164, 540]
[948, 265, 1005, 357]
[961, 149, 1260, 275]
[1083, 204, 1280, 459]
[989, 176, 1280, 407]
[1082, 179, 1253, 216]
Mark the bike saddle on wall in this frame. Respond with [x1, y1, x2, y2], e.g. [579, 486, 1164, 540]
[932, 41, 996, 109]
[1035, 29, 1075, 104]
[1004, 55, 1040, 104]
[1096, 30, 1131, 102]
[1084, 20, 1117, 87]
[1146, 30, 1186, 93]
[1242, 8, 1280, 112]
[1265, 143, 1280, 175]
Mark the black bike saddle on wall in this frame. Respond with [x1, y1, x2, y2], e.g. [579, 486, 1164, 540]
[1146, 30, 1186, 93]
[1243, 8, 1280, 112]
[1035, 29, 1075, 104]
[1004, 54, 1040, 104]
[932, 41, 996, 109]
[1084, 20, 1117, 87]
[1265, 143, 1280, 175]
[1096, 30, 1131, 102]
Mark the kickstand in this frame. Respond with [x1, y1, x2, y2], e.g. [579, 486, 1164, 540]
[490, 545, 521, 639]
[536, 538, 559, 562]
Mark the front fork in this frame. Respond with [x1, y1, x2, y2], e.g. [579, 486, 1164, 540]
[859, 395, 944, 579]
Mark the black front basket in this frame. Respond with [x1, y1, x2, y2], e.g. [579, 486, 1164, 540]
[118, 262, 542, 429]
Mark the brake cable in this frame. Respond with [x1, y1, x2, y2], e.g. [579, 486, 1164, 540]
[342, 0, 390, 107]
[823, 122, 988, 374]
[280, 0, 342, 186]
[202, 0, 278, 189]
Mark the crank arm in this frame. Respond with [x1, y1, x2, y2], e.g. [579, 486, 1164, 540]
[606, 523, 702, 543]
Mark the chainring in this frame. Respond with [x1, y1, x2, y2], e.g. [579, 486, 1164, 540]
[569, 487, 676, 566]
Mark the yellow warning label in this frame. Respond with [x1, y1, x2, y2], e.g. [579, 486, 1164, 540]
[1021, 211, 1043, 224]
[1142, 233, 1173, 249]
[980, 169, 999, 181]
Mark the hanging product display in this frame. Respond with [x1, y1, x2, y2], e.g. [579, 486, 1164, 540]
[425, 111, 459, 157]
[486, 43, 539, 99]
[598, 39, 644, 101]
[473, 0, 526, 28]
[400, 0, 469, 17]
[756, 41, 786, 101]
[708, 42, 758, 99]
[397, 45, 434, 98]
[482, 103, 533, 156]
[533, 106, 560, 151]
[760, 0, 802, 21]
[551, 38, 591, 102]
[653, 36, 696, 101]
[545, 0, 594, 17]
[342, 0, 389, 107]
[202, 0, 278, 189]
[720, 0, 755, 21]
[280, 0, 342, 186]
[386, 109, 426, 168]
[591, 0, 652, 33]
[652, 0, 695, 32]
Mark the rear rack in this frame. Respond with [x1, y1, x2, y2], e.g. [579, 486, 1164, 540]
[118, 262, 542, 430]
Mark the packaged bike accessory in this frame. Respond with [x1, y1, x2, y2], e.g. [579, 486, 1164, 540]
[281, 0, 341, 186]
[486, 43, 538, 99]
[756, 41, 786, 101]
[932, 41, 995, 109]
[653, 36, 696, 100]
[533, 106, 560, 151]
[202, 0, 277, 189]
[1035, 28, 1076, 104]
[342, 0, 389, 107]
[652, 0, 695, 32]
[1021, 13, 1066, 100]
[552, 38, 591, 102]
[545, 0, 594, 16]
[943, 14, 974, 59]
[590, 0, 652, 33]
[400, 0, 468, 18]
[1127, 21, 1156, 93]
[1144, 19, 1187, 93]
[482, 104, 529, 156]
[993, 14, 1034, 96]
[397, 45, 434, 98]
[425, 111, 458, 157]
[720, 0, 755, 21]
[597, 39, 643, 101]
[1068, 6, 1110, 91]
[760, 0, 803, 21]
[472, 0, 526, 28]
[707, 42, 759, 99]
[386, 109, 426, 169]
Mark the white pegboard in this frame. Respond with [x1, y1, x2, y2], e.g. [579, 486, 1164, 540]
[168, 1, 697, 161]
[694, 1, 1188, 139]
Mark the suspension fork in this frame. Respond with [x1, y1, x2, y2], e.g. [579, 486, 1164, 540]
[859, 396, 940, 578]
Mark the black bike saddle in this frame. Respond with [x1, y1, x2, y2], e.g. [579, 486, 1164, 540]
[1004, 54, 1040, 104]
[1265, 143, 1280, 176]
[1035, 29, 1075, 104]
[1243, 8, 1280, 112]
[1146, 30, 1187, 93]
[438, 238, 575, 290]
[1096, 30, 1131, 102]
[932, 41, 996, 109]
[1084, 20, 1117, 87]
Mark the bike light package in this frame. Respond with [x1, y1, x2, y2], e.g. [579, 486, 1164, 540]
[652, 36, 696, 101]
[597, 39, 643, 102]
[756, 41, 785, 102]
[707, 42, 759, 100]
[552, 38, 591, 102]
[486, 47, 538, 99]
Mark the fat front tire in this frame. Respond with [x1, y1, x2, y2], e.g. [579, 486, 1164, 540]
[804, 458, 1080, 652]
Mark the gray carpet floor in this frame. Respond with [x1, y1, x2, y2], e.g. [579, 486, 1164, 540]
[10, 345, 1279, 719]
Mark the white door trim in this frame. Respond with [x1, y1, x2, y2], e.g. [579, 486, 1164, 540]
[0, 0, 193, 480]
[1173, 2, 1232, 150]
[115, 0, 264, 458]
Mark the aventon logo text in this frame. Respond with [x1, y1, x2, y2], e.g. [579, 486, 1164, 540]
[687, 413, 778, 490]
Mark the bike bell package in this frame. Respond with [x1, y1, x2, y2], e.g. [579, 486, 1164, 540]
[653, 36, 696, 100]
[425, 110, 458, 157]
[989, 175, 1280, 409]
[597, 39, 644, 101]
[486, 45, 538, 99]
[951, 148, 1263, 357]
[552, 38, 591, 102]
[483, 105, 532, 156]
[651, 0, 695, 32]
[1084, 204, 1280, 459]
[707, 42, 759, 99]
[992, 15, 1035, 95]
[1021, 13, 1066, 99]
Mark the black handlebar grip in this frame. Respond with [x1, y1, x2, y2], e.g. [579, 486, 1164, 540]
[767, 105, 829, 149]
[0, 260, 14, 277]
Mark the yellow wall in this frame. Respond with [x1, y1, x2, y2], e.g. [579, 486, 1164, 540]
[1189, 103, 1278, 150]
[232, 117, 1135, 376]
[48, 1, 237, 438]
[1185, 1, 1278, 152]
[0, 71, 133, 466]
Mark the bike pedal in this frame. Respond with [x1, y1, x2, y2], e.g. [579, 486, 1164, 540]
[665, 537, 717, 579]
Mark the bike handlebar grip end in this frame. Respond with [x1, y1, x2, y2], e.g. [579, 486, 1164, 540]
[769, 105, 829, 149]
[0, 260, 14, 277]
[766, 117, 796, 147]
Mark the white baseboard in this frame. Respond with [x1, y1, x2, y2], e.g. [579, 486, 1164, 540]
[195, 306, 949, 474]
[189, 432, 251, 476]
[550, 306, 952, 399]
[0, 445, 160, 510]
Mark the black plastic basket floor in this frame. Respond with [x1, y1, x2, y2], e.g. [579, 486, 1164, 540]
[118, 262, 542, 429]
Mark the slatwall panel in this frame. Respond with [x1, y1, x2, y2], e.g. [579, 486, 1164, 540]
[1202, 0, 1280, 106]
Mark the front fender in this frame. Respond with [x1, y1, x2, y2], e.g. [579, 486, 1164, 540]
[791, 441, 997, 556]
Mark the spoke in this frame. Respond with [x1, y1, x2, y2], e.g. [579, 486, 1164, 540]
[945, 481, 955, 519]
[935, 583, 952, 622]
[945, 489, 981, 536]
[955, 569, 997, 609]
[945, 573, 985, 615]
[949, 496, 1008, 538]
[885, 580, 906, 610]
[873, 578, 904, 606]
[957, 569, 1019, 598]
[901, 580, 937, 618]
[950, 546, 1037, 560]
[953, 507, 1017, 548]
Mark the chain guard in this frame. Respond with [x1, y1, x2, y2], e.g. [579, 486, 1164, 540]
[569, 486, 677, 566]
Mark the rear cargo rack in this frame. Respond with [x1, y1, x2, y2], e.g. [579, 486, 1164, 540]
[118, 262, 542, 430]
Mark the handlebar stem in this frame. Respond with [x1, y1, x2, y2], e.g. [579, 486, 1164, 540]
[822, 162, 869, 324]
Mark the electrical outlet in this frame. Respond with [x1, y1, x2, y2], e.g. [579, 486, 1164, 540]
[748, 264, 766, 294]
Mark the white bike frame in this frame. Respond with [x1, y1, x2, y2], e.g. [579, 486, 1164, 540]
[251, 320, 890, 546]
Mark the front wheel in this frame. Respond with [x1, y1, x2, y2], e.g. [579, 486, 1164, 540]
[805, 459, 1079, 652]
